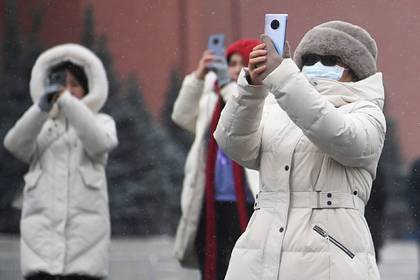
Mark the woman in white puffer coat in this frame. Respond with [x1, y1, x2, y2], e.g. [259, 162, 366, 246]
[215, 21, 385, 280]
[4, 44, 118, 280]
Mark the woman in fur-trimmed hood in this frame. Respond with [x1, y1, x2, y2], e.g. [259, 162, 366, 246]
[215, 21, 385, 279]
[4, 44, 118, 280]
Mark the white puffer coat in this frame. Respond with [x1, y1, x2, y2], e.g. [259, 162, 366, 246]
[214, 59, 386, 280]
[4, 44, 118, 277]
[172, 72, 259, 268]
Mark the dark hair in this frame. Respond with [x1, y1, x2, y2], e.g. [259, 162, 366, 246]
[50, 61, 89, 94]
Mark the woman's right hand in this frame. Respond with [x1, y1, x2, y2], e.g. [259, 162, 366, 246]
[248, 37, 291, 85]
[195, 50, 215, 80]
[248, 43, 268, 85]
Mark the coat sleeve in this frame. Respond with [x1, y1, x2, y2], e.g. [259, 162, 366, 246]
[57, 91, 118, 157]
[263, 58, 386, 172]
[171, 72, 205, 134]
[3, 104, 49, 164]
[219, 81, 238, 102]
[214, 69, 269, 170]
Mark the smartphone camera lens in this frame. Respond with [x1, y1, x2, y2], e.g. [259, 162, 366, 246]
[271, 19, 280, 30]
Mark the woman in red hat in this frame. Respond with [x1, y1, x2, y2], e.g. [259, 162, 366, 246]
[172, 39, 260, 280]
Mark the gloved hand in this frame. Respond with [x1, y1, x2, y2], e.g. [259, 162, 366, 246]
[38, 85, 62, 112]
[209, 56, 231, 87]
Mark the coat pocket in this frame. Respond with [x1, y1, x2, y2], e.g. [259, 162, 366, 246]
[22, 168, 46, 214]
[313, 225, 355, 259]
[78, 166, 104, 189]
[23, 169, 42, 192]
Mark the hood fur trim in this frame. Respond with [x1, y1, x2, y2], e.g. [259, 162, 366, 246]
[30, 43, 108, 113]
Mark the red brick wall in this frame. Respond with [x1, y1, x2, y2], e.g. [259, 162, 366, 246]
[1, 0, 419, 165]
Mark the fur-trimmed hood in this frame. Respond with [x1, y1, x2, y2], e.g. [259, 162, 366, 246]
[294, 21, 378, 80]
[30, 43, 108, 113]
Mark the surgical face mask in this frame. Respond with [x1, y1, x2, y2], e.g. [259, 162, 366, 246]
[302, 62, 346, 81]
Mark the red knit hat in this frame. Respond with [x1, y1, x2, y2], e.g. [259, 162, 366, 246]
[226, 39, 261, 66]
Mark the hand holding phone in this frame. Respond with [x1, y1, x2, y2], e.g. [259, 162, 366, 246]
[195, 50, 216, 80]
[247, 35, 283, 85]
[264, 14, 288, 56]
[247, 34, 290, 85]
[38, 70, 66, 111]
[247, 14, 290, 85]
[45, 70, 66, 95]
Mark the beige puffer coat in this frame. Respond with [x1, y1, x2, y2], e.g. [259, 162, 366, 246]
[214, 59, 386, 280]
[4, 44, 118, 277]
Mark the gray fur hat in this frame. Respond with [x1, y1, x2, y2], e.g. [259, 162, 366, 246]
[294, 20, 378, 80]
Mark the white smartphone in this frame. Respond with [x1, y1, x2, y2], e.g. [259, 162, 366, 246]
[264, 14, 288, 55]
[208, 34, 225, 57]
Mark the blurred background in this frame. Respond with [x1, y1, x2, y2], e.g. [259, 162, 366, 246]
[0, 0, 419, 279]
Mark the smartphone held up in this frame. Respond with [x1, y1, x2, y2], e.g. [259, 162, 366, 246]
[45, 69, 66, 101]
[264, 14, 288, 56]
[208, 34, 225, 57]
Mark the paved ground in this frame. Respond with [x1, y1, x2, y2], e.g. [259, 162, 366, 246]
[0, 235, 418, 279]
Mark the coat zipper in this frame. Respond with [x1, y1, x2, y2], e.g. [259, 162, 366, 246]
[313, 225, 355, 259]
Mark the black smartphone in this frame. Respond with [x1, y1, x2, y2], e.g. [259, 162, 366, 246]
[45, 70, 67, 98]
[48, 70, 67, 87]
